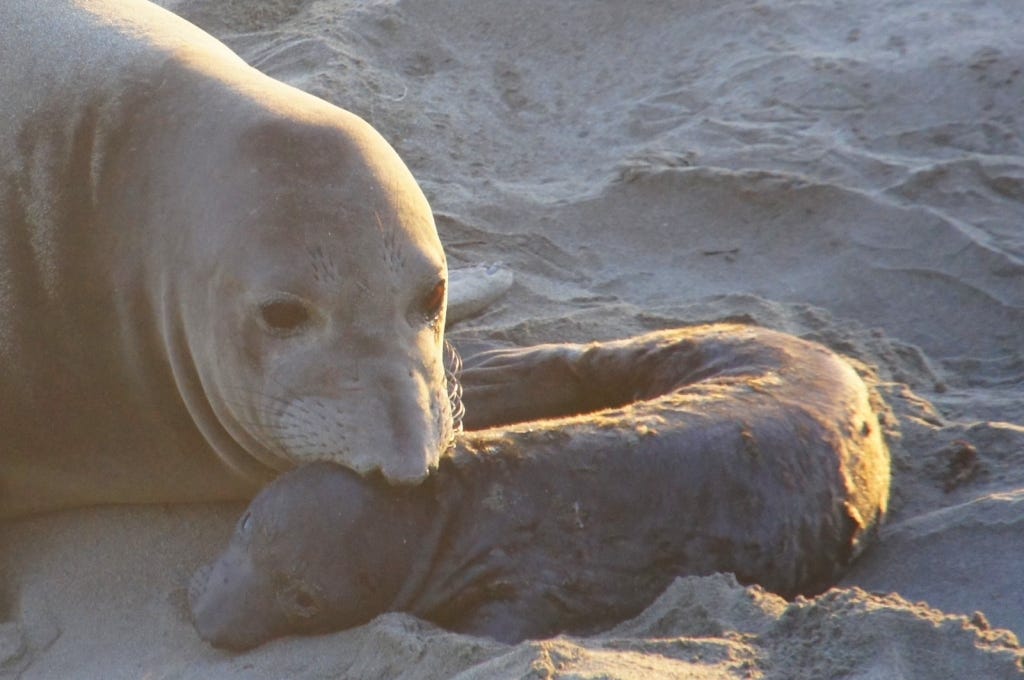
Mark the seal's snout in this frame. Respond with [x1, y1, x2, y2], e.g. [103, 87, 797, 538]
[379, 449, 437, 485]
[190, 560, 236, 646]
[270, 383, 446, 485]
[189, 552, 277, 650]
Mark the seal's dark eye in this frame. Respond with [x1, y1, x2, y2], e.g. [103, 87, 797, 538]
[422, 279, 446, 322]
[259, 298, 311, 334]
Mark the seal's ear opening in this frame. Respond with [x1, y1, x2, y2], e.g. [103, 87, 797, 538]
[274, 574, 325, 625]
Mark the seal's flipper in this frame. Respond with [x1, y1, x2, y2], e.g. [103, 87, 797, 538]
[446, 263, 514, 325]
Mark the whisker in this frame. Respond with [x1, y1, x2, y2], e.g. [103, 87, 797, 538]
[445, 340, 465, 434]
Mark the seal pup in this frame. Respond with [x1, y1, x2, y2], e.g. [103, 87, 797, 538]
[190, 324, 891, 649]
[0, 0, 455, 517]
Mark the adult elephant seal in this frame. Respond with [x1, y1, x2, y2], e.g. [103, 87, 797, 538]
[190, 324, 891, 650]
[0, 0, 454, 518]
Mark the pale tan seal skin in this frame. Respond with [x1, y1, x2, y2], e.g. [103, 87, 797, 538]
[0, 0, 452, 517]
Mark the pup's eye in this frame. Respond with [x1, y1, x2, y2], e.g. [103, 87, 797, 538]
[422, 279, 446, 322]
[258, 298, 311, 335]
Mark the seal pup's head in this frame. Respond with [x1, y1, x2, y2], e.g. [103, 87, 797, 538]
[189, 462, 417, 650]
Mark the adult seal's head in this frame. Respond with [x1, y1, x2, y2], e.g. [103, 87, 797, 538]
[152, 98, 456, 484]
[0, 0, 454, 515]
[132, 38, 455, 485]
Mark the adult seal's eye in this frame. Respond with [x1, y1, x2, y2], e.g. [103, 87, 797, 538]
[421, 279, 446, 323]
[258, 297, 312, 335]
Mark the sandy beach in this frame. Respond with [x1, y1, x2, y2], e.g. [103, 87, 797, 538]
[2, 0, 1023, 677]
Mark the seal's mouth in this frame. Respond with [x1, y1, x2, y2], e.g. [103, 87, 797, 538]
[188, 563, 212, 611]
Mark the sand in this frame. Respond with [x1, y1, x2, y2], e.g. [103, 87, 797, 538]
[3, 0, 1024, 677]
